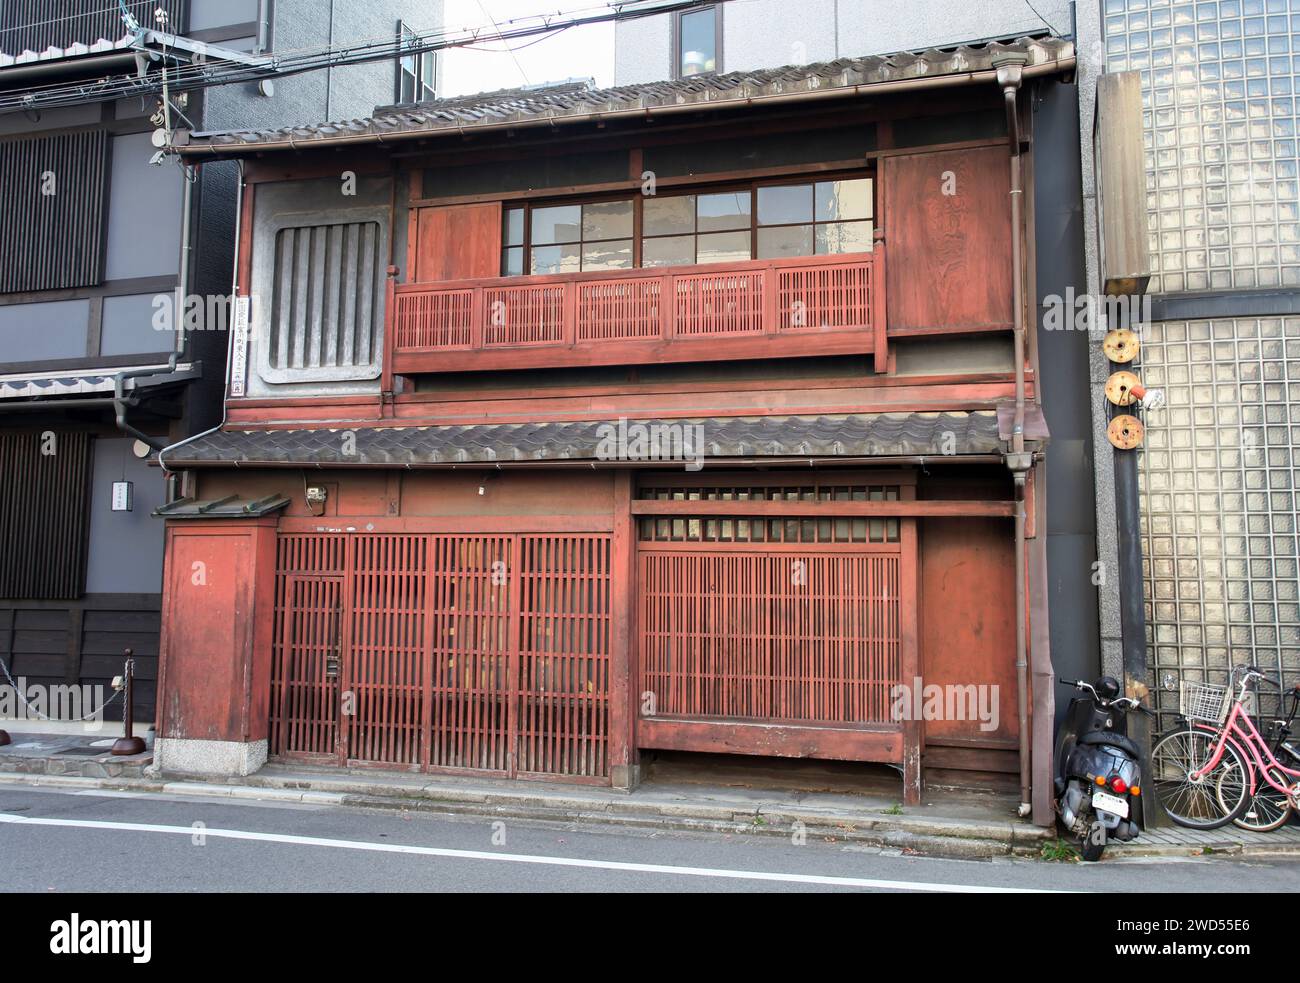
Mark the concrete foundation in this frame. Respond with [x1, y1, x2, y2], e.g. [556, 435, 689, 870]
[154, 737, 267, 777]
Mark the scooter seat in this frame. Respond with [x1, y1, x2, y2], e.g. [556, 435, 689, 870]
[1078, 730, 1141, 757]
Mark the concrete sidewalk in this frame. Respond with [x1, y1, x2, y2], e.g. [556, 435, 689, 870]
[2, 732, 1297, 860]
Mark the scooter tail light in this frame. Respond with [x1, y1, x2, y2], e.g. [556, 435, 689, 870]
[1130, 784, 1140, 796]
[1111, 777, 1128, 794]
[1094, 775, 1106, 787]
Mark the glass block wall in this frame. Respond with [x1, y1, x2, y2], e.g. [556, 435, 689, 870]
[1104, 0, 1300, 293]
[1136, 316, 1300, 719]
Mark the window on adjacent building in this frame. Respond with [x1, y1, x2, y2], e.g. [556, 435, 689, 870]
[675, 5, 720, 78]
[396, 21, 436, 104]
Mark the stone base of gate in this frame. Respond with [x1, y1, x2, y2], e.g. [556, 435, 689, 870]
[154, 737, 267, 777]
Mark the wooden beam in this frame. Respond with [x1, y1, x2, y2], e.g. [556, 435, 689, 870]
[637, 717, 903, 763]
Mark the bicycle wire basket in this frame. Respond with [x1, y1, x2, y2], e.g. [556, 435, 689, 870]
[1180, 680, 1231, 724]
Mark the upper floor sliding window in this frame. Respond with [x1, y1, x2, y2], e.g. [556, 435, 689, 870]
[500, 176, 873, 276]
[504, 200, 635, 275]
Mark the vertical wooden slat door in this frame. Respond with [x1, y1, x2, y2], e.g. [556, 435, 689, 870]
[269, 531, 612, 782]
[426, 534, 514, 774]
[270, 535, 346, 762]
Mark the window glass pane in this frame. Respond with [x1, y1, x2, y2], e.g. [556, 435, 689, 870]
[582, 200, 633, 241]
[501, 246, 524, 276]
[531, 243, 581, 275]
[757, 225, 813, 259]
[815, 178, 872, 221]
[816, 220, 874, 254]
[503, 207, 524, 247]
[643, 235, 696, 267]
[420, 52, 436, 94]
[644, 195, 695, 236]
[697, 230, 752, 263]
[679, 8, 716, 76]
[757, 184, 813, 225]
[531, 205, 581, 245]
[697, 191, 750, 232]
[581, 239, 634, 271]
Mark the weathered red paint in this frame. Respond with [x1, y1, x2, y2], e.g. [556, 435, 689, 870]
[156, 519, 278, 746]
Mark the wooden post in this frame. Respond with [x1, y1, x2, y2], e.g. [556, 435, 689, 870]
[609, 471, 639, 789]
[381, 265, 398, 402]
[899, 485, 922, 805]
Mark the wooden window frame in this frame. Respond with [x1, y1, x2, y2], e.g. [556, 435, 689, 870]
[671, 3, 723, 80]
[498, 169, 876, 276]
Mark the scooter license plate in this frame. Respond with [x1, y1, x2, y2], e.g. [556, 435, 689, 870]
[1092, 790, 1129, 818]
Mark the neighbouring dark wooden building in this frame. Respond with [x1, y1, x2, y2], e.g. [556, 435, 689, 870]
[0, 0, 443, 736]
[156, 36, 1080, 823]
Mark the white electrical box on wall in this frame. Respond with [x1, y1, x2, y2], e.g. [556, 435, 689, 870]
[111, 481, 133, 512]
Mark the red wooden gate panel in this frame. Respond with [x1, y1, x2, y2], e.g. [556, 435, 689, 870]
[269, 531, 612, 782]
[639, 548, 900, 725]
[347, 535, 427, 768]
[270, 535, 345, 760]
[426, 535, 513, 773]
[517, 535, 611, 778]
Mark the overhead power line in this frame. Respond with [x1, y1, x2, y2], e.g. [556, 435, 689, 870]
[0, 0, 724, 116]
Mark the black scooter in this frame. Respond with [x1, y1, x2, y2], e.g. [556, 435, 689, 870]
[1054, 676, 1150, 861]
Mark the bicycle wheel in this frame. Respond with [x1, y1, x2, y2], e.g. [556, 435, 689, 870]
[1150, 727, 1250, 829]
[1217, 762, 1293, 832]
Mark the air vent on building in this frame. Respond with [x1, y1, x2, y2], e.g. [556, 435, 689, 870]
[263, 220, 383, 383]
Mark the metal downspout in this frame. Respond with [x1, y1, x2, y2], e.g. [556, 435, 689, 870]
[996, 53, 1033, 818]
[158, 160, 244, 482]
[113, 353, 178, 450]
[113, 159, 192, 452]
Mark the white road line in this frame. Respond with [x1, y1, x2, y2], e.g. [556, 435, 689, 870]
[0, 813, 1058, 893]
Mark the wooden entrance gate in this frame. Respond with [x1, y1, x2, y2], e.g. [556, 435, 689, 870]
[269, 531, 612, 782]
[633, 474, 919, 796]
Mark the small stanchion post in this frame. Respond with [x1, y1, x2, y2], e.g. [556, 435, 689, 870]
[0, 658, 9, 745]
[111, 648, 146, 756]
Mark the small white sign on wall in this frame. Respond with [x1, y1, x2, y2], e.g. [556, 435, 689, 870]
[230, 295, 250, 397]
[111, 481, 133, 512]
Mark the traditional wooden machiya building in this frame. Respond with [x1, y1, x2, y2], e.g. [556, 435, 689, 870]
[156, 36, 1080, 824]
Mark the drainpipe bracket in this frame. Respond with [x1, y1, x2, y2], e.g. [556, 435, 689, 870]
[1004, 451, 1034, 474]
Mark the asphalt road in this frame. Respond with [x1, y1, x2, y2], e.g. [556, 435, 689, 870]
[2, 784, 1299, 893]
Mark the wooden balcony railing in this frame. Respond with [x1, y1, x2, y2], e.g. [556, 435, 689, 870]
[385, 250, 887, 380]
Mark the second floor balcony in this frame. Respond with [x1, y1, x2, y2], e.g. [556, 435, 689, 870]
[387, 249, 886, 377]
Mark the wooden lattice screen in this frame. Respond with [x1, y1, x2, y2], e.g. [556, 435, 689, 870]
[270, 532, 611, 781]
[639, 548, 901, 725]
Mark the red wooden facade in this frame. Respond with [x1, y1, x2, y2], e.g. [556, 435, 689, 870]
[156, 78, 1056, 819]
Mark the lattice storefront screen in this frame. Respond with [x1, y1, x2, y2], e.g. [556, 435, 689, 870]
[1137, 316, 1300, 720]
[1104, 1, 1300, 292]
[269, 532, 611, 780]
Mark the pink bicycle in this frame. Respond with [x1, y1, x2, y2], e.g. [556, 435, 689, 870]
[1150, 665, 1300, 830]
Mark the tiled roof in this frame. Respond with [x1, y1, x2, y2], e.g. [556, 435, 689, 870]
[153, 494, 291, 519]
[0, 34, 133, 70]
[178, 36, 1074, 155]
[0, 362, 197, 400]
[161, 412, 1005, 468]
